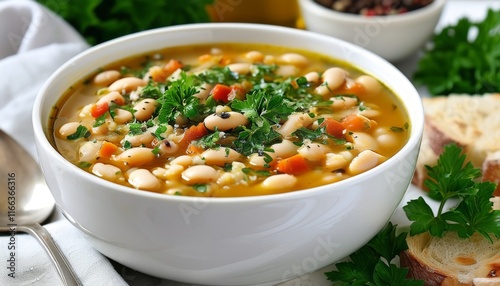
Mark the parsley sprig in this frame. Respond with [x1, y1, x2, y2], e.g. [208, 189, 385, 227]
[327, 144, 500, 284]
[326, 223, 422, 286]
[157, 73, 205, 125]
[414, 9, 500, 95]
[403, 144, 500, 242]
[230, 90, 294, 155]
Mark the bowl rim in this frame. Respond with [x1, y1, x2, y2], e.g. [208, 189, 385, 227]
[299, 0, 447, 23]
[33, 22, 424, 204]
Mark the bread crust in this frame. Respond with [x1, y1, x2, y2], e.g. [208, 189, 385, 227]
[413, 94, 500, 195]
[401, 232, 500, 286]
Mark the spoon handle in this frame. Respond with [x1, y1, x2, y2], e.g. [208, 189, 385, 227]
[18, 223, 82, 286]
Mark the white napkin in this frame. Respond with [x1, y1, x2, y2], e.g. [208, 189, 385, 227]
[0, 1, 129, 285]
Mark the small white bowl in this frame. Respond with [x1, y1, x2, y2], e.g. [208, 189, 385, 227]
[33, 23, 423, 285]
[298, 0, 446, 62]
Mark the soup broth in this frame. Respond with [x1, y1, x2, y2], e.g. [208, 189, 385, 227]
[51, 43, 409, 197]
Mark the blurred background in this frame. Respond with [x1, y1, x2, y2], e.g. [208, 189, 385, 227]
[35, 0, 300, 45]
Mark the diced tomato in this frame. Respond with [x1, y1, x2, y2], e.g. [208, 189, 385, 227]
[322, 118, 345, 139]
[276, 154, 310, 175]
[90, 102, 109, 118]
[210, 84, 232, 103]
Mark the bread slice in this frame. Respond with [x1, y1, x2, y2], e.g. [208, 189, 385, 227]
[401, 232, 500, 285]
[413, 94, 500, 195]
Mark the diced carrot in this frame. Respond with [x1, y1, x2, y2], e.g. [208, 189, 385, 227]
[179, 123, 208, 146]
[322, 118, 345, 139]
[229, 84, 247, 101]
[90, 102, 109, 118]
[341, 114, 371, 131]
[186, 144, 205, 155]
[210, 84, 232, 103]
[334, 82, 365, 95]
[198, 54, 212, 62]
[163, 59, 184, 76]
[276, 154, 310, 175]
[148, 65, 168, 82]
[99, 141, 118, 158]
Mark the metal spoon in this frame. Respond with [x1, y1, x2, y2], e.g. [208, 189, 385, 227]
[0, 130, 82, 286]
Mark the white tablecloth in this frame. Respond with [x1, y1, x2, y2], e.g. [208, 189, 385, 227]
[0, 0, 499, 285]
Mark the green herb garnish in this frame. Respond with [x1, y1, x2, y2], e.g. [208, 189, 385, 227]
[157, 73, 203, 124]
[326, 222, 421, 286]
[327, 144, 500, 284]
[403, 144, 500, 242]
[35, 0, 215, 45]
[414, 9, 500, 95]
[67, 125, 90, 140]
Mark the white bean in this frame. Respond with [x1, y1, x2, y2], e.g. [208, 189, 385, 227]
[96, 91, 125, 106]
[359, 108, 380, 118]
[348, 150, 380, 175]
[277, 113, 314, 137]
[126, 132, 155, 147]
[330, 96, 358, 110]
[304, 72, 320, 83]
[193, 83, 213, 101]
[170, 155, 193, 167]
[92, 163, 123, 182]
[134, 98, 158, 121]
[271, 139, 298, 158]
[351, 132, 379, 152]
[58, 122, 82, 139]
[298, 143, 329, 161]
[92, 122, 109, 136]
[263, 55, 275, 65]
[249, 152, 276, 168]
[245, 51, 264, 63]
[276, 65, 299, 78]
[377, 133, 399, 149]
[93, 70, 121, 86]
[315, 67, 346, 96]
[227, 63, 251, 75]
[79, 141, 102, 163]
[203, 112, 249, 131]
[128, 169, 161, 191]
[116, 147, 156, 166]
[324, 153, 348, 171]
[356, 75, 382, 97]
[156, 140, 179, 155]
[182, 165, 218, 184]
[108, 77, 146, 94]
[201, 148, 242, 166]
[113, 109, 133, 124]
[278, 53, 308, 67]
[261, 174, 297, 190]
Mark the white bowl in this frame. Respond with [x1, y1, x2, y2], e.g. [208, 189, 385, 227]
[298, 0, 446, 62]
[33, 23, 423, 285]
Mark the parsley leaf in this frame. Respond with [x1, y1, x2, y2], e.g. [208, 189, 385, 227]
[36, 0, 215, 45]
[326, 222, 421, 286]
[67, 125, 91, 140]
[403, 144, 500, 242]
[230, 90, 294, 155]
[157, 73, 203, 125]
[231, 90, 294, 124]
[414, 9, 500, 95]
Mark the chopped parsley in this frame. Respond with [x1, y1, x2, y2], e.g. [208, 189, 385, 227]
[67, 125, 91, 140]
[157, 72, 204, 124]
